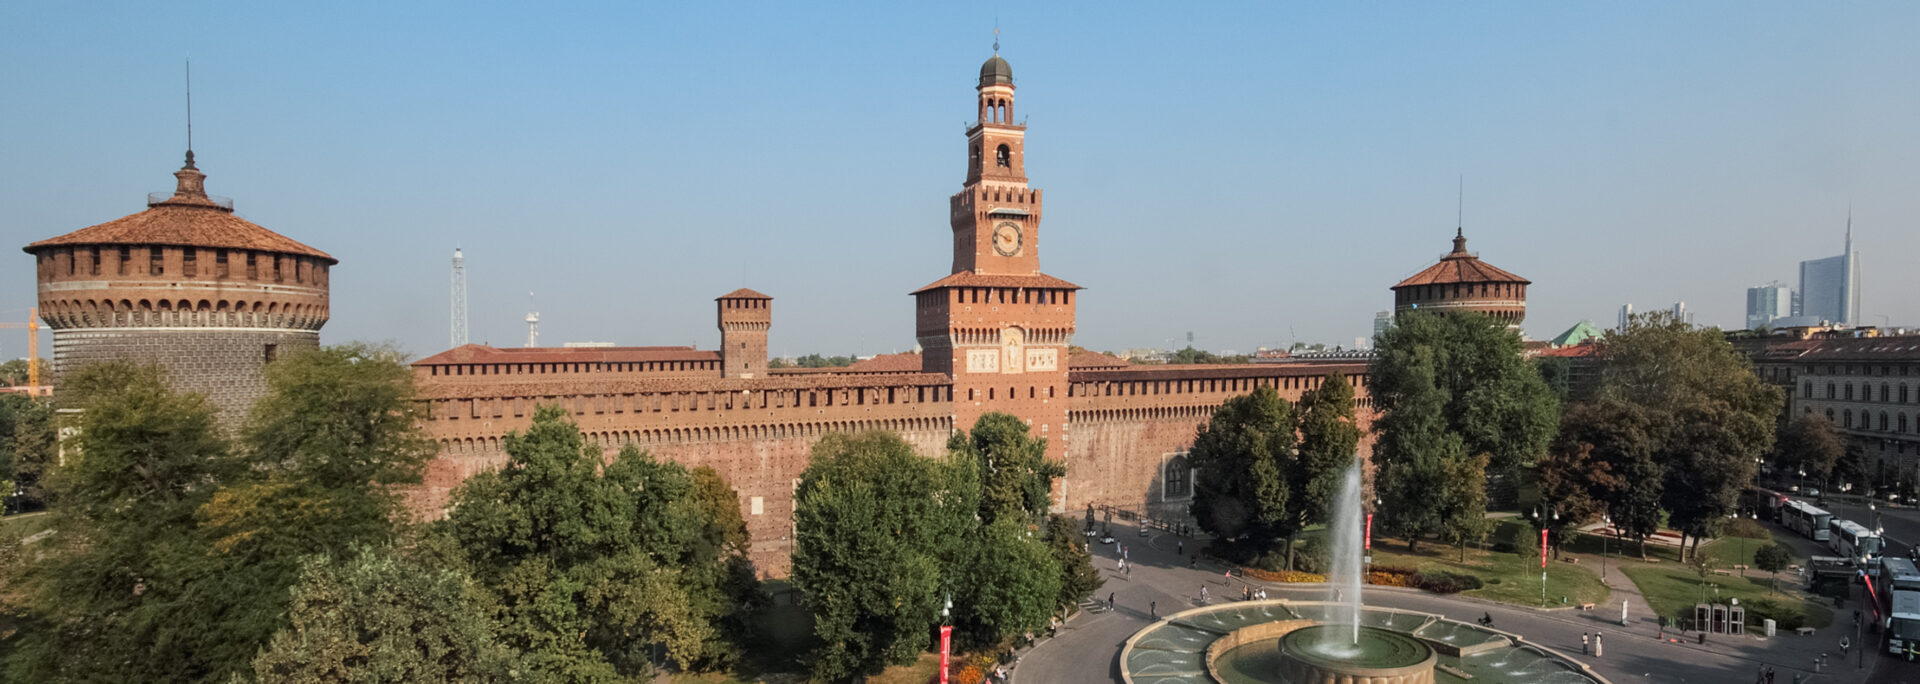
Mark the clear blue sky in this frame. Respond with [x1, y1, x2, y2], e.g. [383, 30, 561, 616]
[5, 2, 1916, 360]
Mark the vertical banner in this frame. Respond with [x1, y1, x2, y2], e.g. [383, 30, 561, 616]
[1364, 513, 1373, 550]
[939, 625, 953, 684]
[1540, 529, 1549, 568]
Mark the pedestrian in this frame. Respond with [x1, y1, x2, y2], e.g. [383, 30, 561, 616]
[1200, 586, 1209, 603]
[1593, 632, 1603, 657]
[1151, 601, 1157, 618]
[1178, 540, 1184, 555]
[1125, 564, 1132, 579]
[1123, 544, 1128, 560]
[1118, 557, 1125, 572]
[1243, 586, 1251, 601]
[1108, 592, 1115, 611]
[1581, 632, 1589, 655]
[1766, 665, 1775, 684]
[1840, 636, 1851, 659]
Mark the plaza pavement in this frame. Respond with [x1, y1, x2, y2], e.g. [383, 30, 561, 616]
[1014, 520, 1920, 684]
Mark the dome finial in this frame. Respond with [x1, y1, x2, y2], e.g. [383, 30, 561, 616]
[993, 22, 1000, 55]
[1451, 228, 1468, 255]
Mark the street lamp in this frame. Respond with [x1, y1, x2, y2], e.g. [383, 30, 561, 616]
[1601, 514, 1612, 580]
[1532, 504, 1558, 607]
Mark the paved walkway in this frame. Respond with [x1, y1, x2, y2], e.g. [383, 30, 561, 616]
[1014, 520, 1914, 684]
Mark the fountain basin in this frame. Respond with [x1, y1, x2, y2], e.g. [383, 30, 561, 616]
[1275, 625, 1435, 684]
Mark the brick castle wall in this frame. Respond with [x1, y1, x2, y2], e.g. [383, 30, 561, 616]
[51, 327, 320, 421]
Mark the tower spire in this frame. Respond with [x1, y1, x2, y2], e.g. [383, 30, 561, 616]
[993, 23, 1000, 54]
[185, 57, 195, 168]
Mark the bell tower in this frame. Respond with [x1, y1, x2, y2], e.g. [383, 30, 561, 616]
[951, 51, 1042, 276]
[915, 50, 1078, 486]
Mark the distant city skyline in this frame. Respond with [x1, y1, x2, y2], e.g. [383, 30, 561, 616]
[4, 4, 1916, 359]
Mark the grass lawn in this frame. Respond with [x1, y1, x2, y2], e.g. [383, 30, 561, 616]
[1357, 521, 1611, 608]
[0, 512, 52, 542]
[1620, 536, 1833, 631]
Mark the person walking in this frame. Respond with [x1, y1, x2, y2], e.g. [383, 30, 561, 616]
[1200, 586, 1209, 603]
[1178, 540, 1184, 555]
[1150, 601, 1156, 618]
[1108, 592, 1116, 611]
[1593, 632, 1603, 657]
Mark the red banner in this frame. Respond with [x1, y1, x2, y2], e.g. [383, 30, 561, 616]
[1540, 529, 1549, 568]
[1364, 513, 1373, 551]
[939, 625, 953, 684]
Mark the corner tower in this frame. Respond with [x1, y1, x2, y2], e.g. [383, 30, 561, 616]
[916, 51, 1079, 474]
[22, 153, 335, 421]
[717, 288, 771, 378]
[1390, 229, 1529, 328]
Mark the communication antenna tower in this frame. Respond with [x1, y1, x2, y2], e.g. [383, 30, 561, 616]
[525, 292, 539, 348]
[450, 248, 469, 347]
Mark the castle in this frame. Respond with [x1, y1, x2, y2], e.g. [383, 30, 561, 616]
[25, 53, 1541, 576]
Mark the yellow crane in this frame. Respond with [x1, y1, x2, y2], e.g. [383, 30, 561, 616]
[0, 307, 42, 392]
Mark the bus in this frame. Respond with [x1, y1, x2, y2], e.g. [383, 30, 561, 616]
[1747, 486, 1789, 523]
[1829, 519, 1885, 576]
[1875, 557, 1920, 654]
[1783, 500, 1832, 541]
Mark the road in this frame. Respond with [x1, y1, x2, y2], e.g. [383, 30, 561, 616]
[1015, 519, 1920, 684]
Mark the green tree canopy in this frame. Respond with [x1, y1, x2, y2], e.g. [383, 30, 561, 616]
[792, 430, 971, 682]
[1297, 373, 1362, 524]
[1189, 386, 1299, 560]
[248, 544, 517, 683]
[951, 412, 1063, 528]
[1596, 313, 1782, 559]
[1370, 310, 1559, 476]
[0, 392, 55, 509]
[5, 362, 235, 683]
[446, 404, 755, 679]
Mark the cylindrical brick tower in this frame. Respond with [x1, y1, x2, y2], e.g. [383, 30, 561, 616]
[1390, 228, 1529, 328]
[21, 152, 336, 420]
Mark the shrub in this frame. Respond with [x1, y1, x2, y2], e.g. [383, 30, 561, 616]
[1747, 598, 1806, 632]
[1723, 517, 1770, 540]
[1366, 565, 1418, 588]
[1239, 566, 1326, 583]
[1413, 570, 1484, 594]
[1293, 536, 1331, 574]
[951, 664, 985, 684]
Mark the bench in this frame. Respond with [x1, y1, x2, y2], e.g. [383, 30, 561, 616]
[1796, 627, 1816, 636]
[1712, 569, 1733, 576]
[1578, 602, 1595, 611]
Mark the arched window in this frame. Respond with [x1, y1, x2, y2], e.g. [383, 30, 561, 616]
[1164, 454, 1191, 500]
[1881, 412, 1891, 431]
[1828, 382, 1836, 399]
[995, 144, 1010, 168]
[1845, 384, 1855, 401]
[1843, 409, 1853, 428]
[1827, 408, 1835, 422]
[1901, 413, 1910, 434]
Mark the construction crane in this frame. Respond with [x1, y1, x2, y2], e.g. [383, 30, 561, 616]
[0, 307, 43, 392]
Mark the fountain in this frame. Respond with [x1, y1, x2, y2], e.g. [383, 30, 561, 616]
[1117, 454, 1607, 684]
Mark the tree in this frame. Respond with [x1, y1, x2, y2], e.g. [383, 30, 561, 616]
[0, 393, 55, 510]
[4, 362, 237, 683]
[1435, 451, 1492, 561]
[1043, 514, 1102, 615]
[0, 358, 50, 388]
[1598, 313, 1782, 560]
[1371, 310, 1559, 477]
[448, 404, 754, 679]
[1556, 400, 1664, 557]
[248, 545, 517, 682]
[951, 412, 1063, 528]
[955, 520, 1060, 647]
[1752, 542, 1794, 595]
[1533, 440, 1609, 558]
[1774, 414, 1844, 486]
[1296, 373, 1362, 525]
[1188, 386, 1301, 565]
[1370, 344, 1452, 551]
[792, 431, 970, 682]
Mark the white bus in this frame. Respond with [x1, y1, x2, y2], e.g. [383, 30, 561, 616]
[1829, 519, 1884, 576]
[1784, 500, 1832, 541]
[1877, 558, 1920, 654]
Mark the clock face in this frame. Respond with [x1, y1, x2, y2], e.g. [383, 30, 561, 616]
[993, 221, 1023, 256]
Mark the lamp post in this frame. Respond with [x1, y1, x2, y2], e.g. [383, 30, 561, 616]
[1601, 514, 1612, 580]
[1532, 504, 1558, 607]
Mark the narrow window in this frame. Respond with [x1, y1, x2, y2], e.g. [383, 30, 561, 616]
[149, 247, 164, 275]
[264, 343, 278, 364]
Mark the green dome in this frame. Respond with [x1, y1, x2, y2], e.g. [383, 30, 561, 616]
[979, 55, 1012, 86]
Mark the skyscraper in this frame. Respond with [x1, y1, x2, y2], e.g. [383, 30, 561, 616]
[1798, 219, 1860, 325]
[1746, 282, 1792, 330]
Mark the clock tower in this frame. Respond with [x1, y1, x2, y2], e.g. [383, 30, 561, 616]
[915, 51, 1078, 482]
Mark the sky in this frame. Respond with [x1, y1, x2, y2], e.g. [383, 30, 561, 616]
[4, 2, 1916, 361]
